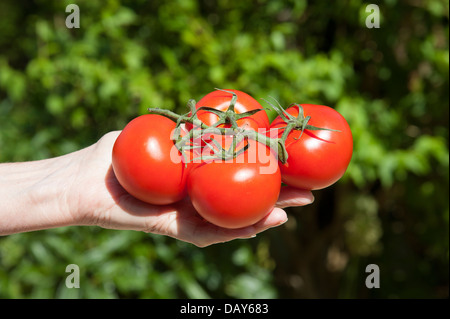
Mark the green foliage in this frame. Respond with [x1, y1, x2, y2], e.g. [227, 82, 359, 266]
[1, 0, 448, 298]
[0, 227, 277, 298]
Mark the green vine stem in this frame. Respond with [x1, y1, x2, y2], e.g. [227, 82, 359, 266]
[148, 106, 288, 163]
[147, 92, 340, 164]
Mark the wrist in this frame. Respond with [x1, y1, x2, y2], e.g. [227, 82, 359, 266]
[62, 131, 122, 228]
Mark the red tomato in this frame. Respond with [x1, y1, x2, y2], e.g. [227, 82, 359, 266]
[187, 136, 281, 229]
[187, 89, 270, 131]
[270, 104, 353, 190]
[112, 114, 190, 205]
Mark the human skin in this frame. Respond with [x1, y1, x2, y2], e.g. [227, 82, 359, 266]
[0, 131, 314, 247]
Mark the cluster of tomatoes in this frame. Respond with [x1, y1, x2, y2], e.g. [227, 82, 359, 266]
[112, 89, 353, 229]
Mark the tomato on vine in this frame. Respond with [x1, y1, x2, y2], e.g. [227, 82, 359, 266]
[113, 90, 351, 231]
[187, 135, 281, 229]
[270, 104, 353, 190]
[112, 114, 191, 205]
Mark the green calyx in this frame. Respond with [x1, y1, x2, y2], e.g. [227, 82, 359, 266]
[263, 99, 341, 160]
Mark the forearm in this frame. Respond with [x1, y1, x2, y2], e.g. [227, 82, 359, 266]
[0, 153, 80, 235]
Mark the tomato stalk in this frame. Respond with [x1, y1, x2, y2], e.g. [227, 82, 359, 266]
[196, 135, 251, 162]
[148, 92, 348, 164]
[148, 105, 287, 164]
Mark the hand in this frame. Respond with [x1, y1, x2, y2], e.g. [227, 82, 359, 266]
[69, 131, 314, 247]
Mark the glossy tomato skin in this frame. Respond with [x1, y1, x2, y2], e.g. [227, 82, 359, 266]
[271, 104, 353, 190]
[187, 138, 281, 229]
[112, 114, 190, 205]
[187, 89, 270, 131]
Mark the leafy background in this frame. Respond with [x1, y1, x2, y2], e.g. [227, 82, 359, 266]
[0, 0, 448, 298]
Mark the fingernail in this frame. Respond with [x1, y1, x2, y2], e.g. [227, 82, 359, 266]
[271, 217, 288, 229]
[239, 234, 256, 241]
[279, 216, 288, 225]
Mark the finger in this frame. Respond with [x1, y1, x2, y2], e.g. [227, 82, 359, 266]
[184, 207, 288, 247]
[214, 208, 288, 245]
[249, 207, 288, 232]
[276, 186, 314, 208]
[194, 207, 287, 246]
[182, 220, 258, 248]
